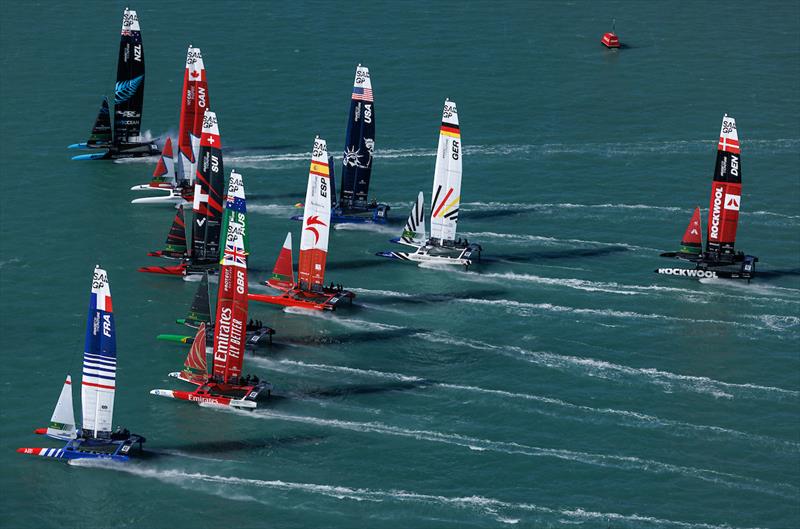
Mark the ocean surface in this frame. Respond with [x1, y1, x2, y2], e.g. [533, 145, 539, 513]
[1, 2, 798, 528]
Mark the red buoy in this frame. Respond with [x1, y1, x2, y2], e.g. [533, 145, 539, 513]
[601, 32, 620, 48]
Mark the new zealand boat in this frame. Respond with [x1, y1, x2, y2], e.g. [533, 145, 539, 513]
[656, 115, 758, 281]
[17, 267, 146, 462]
[156, 271, 275, 348]
[377, 100, 482, 268]
[69, 8, 160, 160]
[252, 137, 355, 311]
[151, 171, 273, 408]
[131, 46, 209, 204]
[139, 110, 225, 276]
[291, 65, 389, 224]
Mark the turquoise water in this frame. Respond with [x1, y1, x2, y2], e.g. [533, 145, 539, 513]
[1, 1, 799, 527]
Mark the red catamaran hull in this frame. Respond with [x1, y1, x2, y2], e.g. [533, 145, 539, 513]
[248, 289, 355, 312]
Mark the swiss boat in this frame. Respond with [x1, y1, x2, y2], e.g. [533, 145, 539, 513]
[656, 114, 758, 281]
[139, 110, 224, 277]
[156, 271, 275, 348]
[377, 99, 482, 268]
[17, 267, 146, 461]
[69, 8, 160, 160]
[251, 137, 355, 311]
[291, 65, 389, 224]
[131, 46, 209, 205]
[151, 170, 273, 408]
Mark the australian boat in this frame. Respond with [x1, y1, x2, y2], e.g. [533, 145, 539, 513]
[656, 114, 758, 281]
[252, 137, 355, 311]
[377, 99, 482, 268]
[151, 170, 273, 408]
[17, 267, 145, 462]
[69, 8, 159, 160]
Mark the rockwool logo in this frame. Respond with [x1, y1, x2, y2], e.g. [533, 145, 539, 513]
[724, 193, 741, 211]
[657, 268, 718, 278]
[710, 186, 724, 239]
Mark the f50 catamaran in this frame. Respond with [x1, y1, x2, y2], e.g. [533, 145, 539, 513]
[156, 271, 275, 348]
[139, 110, 224, 276]
[131, 46, 210, 205]
[657, 115, 758, 281]
[151, 171, 273, 408]
[69, 8, 160, 160]
[377, 99, 482, 268]
[292, 65, 389, 224]
[252, 137, 355, 311]
[17, 267, 145, 462]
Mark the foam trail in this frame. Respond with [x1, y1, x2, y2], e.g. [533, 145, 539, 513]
[249, 204, 298, 216]
[87, 464, 764, 529]
[416, 332, 800, 401]
[459, 231, 661, 252]
[242, 410, 796, 499]
[333, 223, 397, 235]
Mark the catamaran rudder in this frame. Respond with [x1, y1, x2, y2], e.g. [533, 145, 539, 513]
[251, 137, 355, 311]
[18, 266, 146, 462]
[70, 9, 160, 160]
[377, 99, 482, 268]
[151, 170, 273, 408]
[656, 114, 757, 281]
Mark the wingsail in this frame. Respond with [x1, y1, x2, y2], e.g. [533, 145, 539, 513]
[298, 138, 332, 291]
[340, 65, 376, 210]
[177, 47, 209, 185]
[430, 99, 462, 244]
[113, 8, 145, 144]
[81, 267, 116, 438]
[706, 114, 742, 259]
[268, 233, 295, 290]
[191, 110, 224, 265]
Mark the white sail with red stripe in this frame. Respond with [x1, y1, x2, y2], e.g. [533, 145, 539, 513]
[298, 137, 332, 291]
[268, 232, 295, 290]
[46, 375, 77, 440]
[81, 266, 117, 438]
[212, 171, 249, 383]
[706, 114, 742, 258]
[430, 99, 462, 244]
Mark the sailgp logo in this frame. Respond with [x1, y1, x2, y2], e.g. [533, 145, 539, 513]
[114, 75, 144, 104]
[657, 268, 718, 278]
[305, 215, 327, 245]
[709, 186, 724, 239]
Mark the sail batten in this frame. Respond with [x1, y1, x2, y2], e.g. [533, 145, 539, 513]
[430, 100, 462, 244]
[339, 66, 375, 210]
[298, 138, 332, 291]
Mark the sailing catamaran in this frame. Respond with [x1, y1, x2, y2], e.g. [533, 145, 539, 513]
[69, 8, 160, 160]
[151, 171, 273, 408]
[131, 46, 210, 204]
[377, 99, 482, 268]
[252, 137, 355, 311]
[17, 267, 146, 462]
[155, 271, 275, 348]
[139, 109, 224, 276]
[291, 65, 389, 224]
[657, 114, 758, 280]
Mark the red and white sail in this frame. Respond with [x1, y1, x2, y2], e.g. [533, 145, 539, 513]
[268, 232, 294, 290]
[298, 137, 332, 291]
[176, 46, 208, 185]
[178, 323, 209, 385]
[212, 172, 249, 383]
[706, 114, 742, 257]
[46, 375, 77, 440]
[680, 206, 703, 255]
[149, 136, 176, 188]
[430, 99, 462, 244]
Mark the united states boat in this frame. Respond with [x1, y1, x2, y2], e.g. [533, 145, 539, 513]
[131, 46, 210, 205]
[156, 271, 275, 348]
[377, 99, 482, 268]
[251, 137, 355, 311]
[151, 170, 273, 408]
[139, 110, 225, 276]
[291, 65, 389, 224]
[69, 8, 160, 160]
[17, 267, 146, 462]
[657, 115, 758, 281]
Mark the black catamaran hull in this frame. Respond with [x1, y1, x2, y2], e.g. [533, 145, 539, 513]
[655, 254, 758, 281]
[72, 141, 160, 161]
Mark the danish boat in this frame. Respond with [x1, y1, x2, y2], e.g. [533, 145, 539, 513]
[377, 99, 482, 268]
[150, 170, 273, 408]
[656, 114, 758, 280]
[17, 267, 146, 461]
[69, 8, 160, 160]
[131, 46, 209, 205]
[138, 110, 224, 276]
[155, 271, 275, 348]
[292, 65, 389, 224]
[252, 137, 355, 311]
